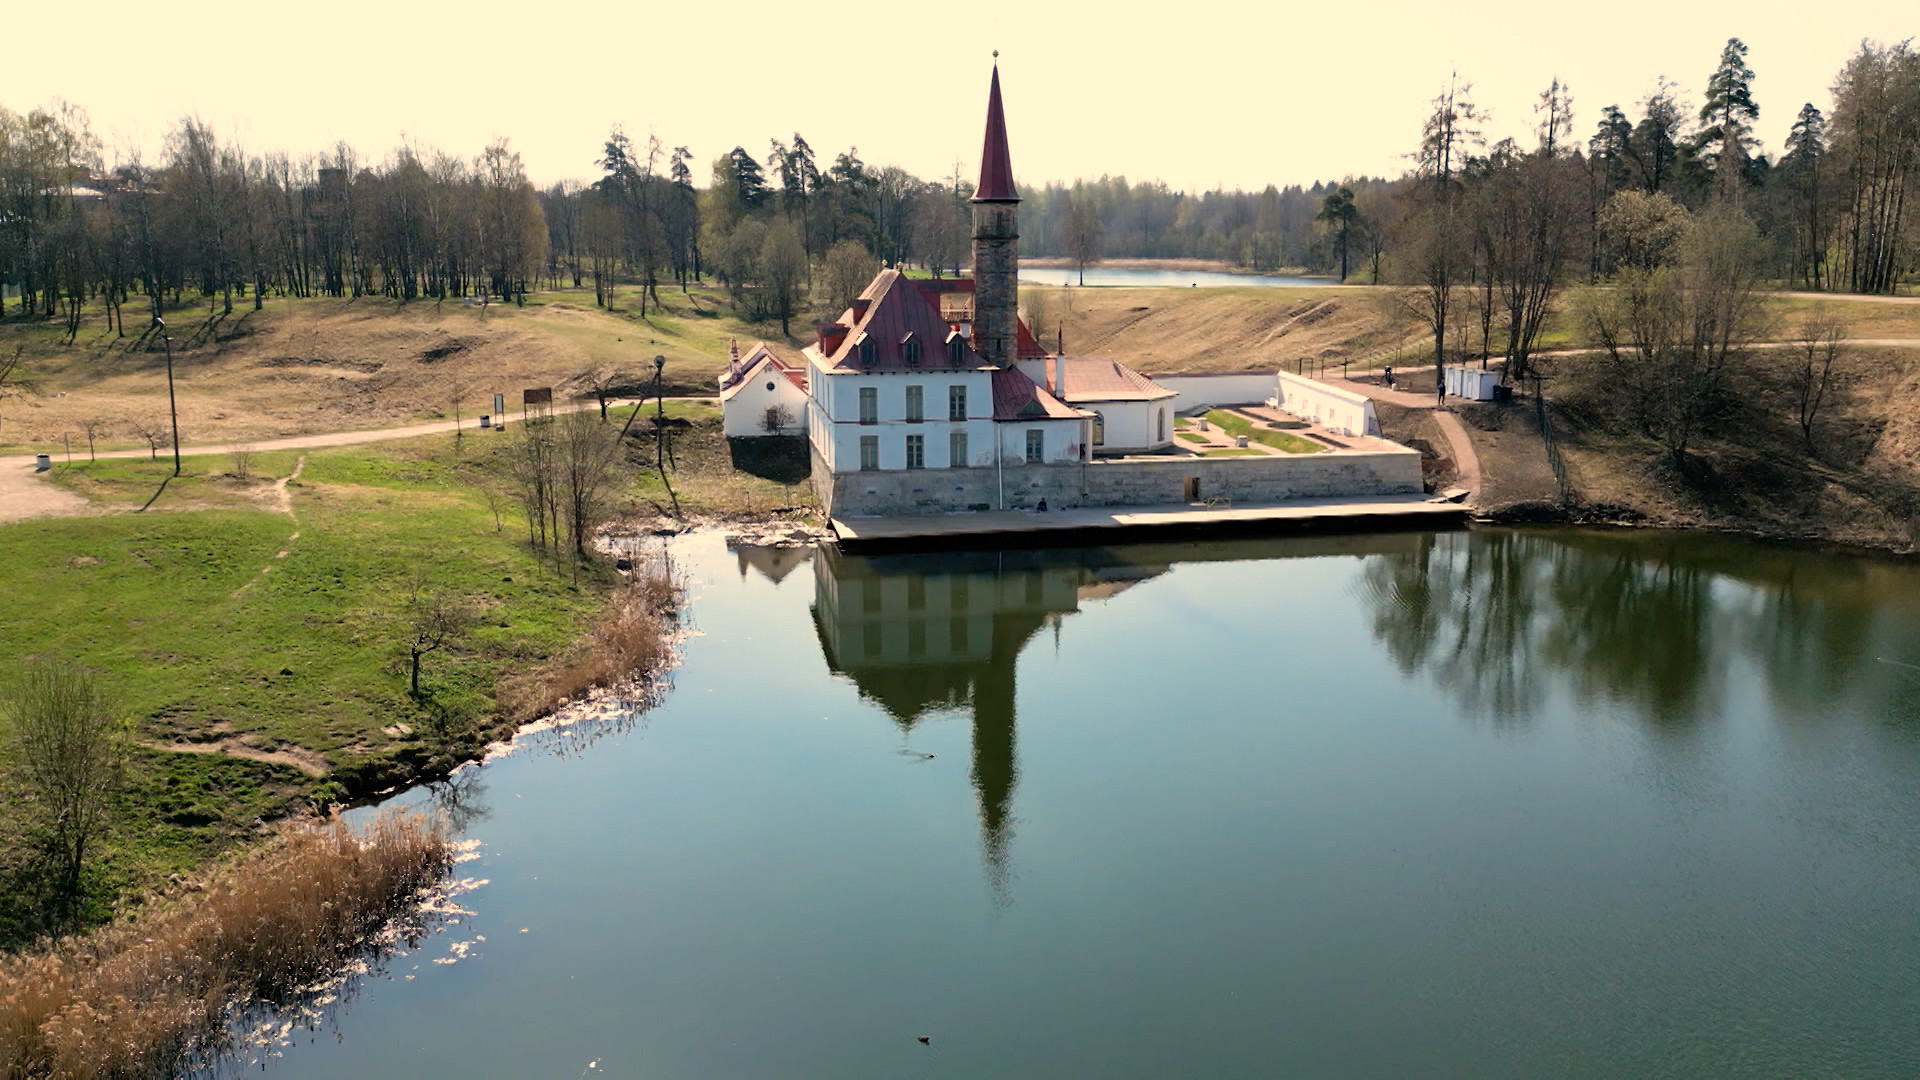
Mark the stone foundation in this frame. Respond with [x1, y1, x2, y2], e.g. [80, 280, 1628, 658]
[819, 446, 1423, 519]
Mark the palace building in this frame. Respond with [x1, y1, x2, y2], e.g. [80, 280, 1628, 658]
[721, 61, 1424, 521]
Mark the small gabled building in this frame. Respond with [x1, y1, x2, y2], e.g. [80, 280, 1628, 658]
[719, 339, 809, 438]
[1013, 356, 1179, 454]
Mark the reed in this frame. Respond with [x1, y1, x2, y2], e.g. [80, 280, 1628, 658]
[0, 812, 449, 1079]
[512, 548, 684, 720]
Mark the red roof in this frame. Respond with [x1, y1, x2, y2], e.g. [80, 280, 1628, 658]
[972, 65, 1018, 203]
[992, 366, 1083, 421]
[718, 342, 806, 397]
[821, 270, 988, 373]
[906, 277, 1046, 358]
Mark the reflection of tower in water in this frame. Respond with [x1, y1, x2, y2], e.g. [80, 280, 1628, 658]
[810, 547, 1164, 898]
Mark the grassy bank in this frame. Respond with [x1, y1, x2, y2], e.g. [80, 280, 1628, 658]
[1202, 410, 1324, 453]
[0, 407, 758, 944]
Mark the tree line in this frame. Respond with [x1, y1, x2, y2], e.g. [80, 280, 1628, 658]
[1, 37, 1912, 343]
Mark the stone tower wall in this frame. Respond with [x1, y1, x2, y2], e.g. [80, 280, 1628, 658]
[971, 202, 1019, 366]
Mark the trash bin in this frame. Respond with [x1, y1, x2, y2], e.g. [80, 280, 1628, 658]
[1234, 435, 1249, 448]
[480, 415, 491, 429]
[34, 454, 51, 472]
[1492, 384, 1514, 402]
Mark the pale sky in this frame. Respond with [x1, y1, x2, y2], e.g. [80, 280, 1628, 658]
[6, 1, 1913, 192]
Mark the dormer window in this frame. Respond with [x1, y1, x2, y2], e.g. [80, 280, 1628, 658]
[902, 333, 921, 365]
[947, 334, 965, 364]
[858, 336, 876, 366]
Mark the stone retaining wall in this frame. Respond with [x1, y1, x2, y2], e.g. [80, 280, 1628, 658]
[820, 445, 1423, 518]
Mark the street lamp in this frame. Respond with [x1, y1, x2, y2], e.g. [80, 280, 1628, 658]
[154, 317, 181, 476]
[652, 354, 666, 469]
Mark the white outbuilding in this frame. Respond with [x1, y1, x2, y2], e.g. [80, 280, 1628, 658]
[719, 340, 810, 438]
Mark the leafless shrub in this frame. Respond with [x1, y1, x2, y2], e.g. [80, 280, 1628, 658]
[229, 444, 257, 480]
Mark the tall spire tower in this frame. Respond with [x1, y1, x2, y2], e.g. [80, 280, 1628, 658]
[971, 56, 1019, 367]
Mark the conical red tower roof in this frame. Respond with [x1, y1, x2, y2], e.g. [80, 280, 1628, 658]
[972, 64, 1018, 202]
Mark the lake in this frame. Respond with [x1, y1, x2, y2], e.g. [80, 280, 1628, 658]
[1017, 266, 1335, 288]
[254, 528, 1920, 1078]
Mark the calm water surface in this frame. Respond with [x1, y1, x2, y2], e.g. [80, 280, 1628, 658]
[261, 528, 1920, 1078]
[1018, 266, 1333, 288]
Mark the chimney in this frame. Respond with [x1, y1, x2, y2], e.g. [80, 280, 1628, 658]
[849, 298, 871, 321]
[817, 322, 849, 356]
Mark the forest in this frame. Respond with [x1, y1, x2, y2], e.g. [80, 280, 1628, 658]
[0, 36, 1915, 345]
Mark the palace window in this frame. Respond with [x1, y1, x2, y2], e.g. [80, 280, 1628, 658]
[949, 430, 968, 468]
[948, 384, 967, 421]
[905, 434, 925, 470]
[948, 335, 965, 364]
[858, 387, 878, 425]
[1157, 408, 1168, 442]
[1025, 429, 1044, 464]
[859, 435, 879, 471]
[905, 385, 924, 423]
[859, 337, 876, 366]
[1091, 412, 1105, 446]
[903, 335, 921, 365]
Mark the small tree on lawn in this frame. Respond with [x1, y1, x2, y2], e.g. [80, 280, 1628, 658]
[405, 584, 473, 697]
[6, 662, 128, 894]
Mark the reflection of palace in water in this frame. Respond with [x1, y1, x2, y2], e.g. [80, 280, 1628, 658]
[809, 546, 1169, 891]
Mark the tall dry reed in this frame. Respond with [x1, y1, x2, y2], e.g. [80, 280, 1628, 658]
[512, 548, 683, 720]
[0, 813, 449, 1080]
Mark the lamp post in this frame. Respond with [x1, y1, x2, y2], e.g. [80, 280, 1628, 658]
[155, 317, 181, 476]
[651, 354, 666, 469]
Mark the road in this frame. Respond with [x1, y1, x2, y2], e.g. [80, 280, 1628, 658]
[0, 396, 679, 526]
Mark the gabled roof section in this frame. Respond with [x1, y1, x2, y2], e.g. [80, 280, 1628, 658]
[992, 366, 1084, 421]
[718, 342, 805, 398]
[1045, 356, 1177, 403]
[973, 65, 1018, 203]
[820, 269, 989, 373]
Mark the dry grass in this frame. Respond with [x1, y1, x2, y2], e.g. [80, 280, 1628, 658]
[0, 812, 449, 1079]
[505, 549, 684, 722]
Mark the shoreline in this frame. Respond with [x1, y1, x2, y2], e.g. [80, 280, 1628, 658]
[1018, 256, 1334, 280]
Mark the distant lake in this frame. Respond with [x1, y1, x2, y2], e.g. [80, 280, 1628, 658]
[1019, 266, 1336, 288]
[254, 528, 1920, 1079]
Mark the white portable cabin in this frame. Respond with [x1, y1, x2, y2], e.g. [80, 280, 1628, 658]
[1443, 367, 1500, 402]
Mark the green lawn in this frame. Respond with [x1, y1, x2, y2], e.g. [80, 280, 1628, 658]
[1176, 431, 1209, 444]
[1202, 410, 1325, 454]
[1200, 447, 1265, 456]
[0, 437, 615, 941]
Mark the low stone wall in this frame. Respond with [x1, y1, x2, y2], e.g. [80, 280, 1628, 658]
[823, 446, 1423, 518]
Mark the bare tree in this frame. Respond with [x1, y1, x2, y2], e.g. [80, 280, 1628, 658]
[451, 385, 468, 439]
[820, 239, 878, 314]
[78, 417, 109, 462]
[759, 221, 808, 336]
[230, 444, 257, 479]
[1060, 189, 1103, 285]
[584, 367, 621, 421]
[1582, 206, 1771, 461]
[6, 661, 127, 892]
[129, 417, 168, 460]
[1791, 308, 1849, 451]
[557, 408, 623, 558]
[404, 583, 473, 697]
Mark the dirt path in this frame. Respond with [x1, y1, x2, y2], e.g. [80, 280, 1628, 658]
[0, 395, 701, 526]
[1317, 373, 1482, 501]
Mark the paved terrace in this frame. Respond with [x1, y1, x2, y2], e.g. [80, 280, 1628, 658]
[831, 493, 1466, 550]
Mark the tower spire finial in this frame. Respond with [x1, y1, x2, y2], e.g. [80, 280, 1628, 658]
[973, 61, 1017, 203]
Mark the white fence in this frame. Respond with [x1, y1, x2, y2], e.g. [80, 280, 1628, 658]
[1150, 373, 1282, 415]
[1275, 371, 1379, 436]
